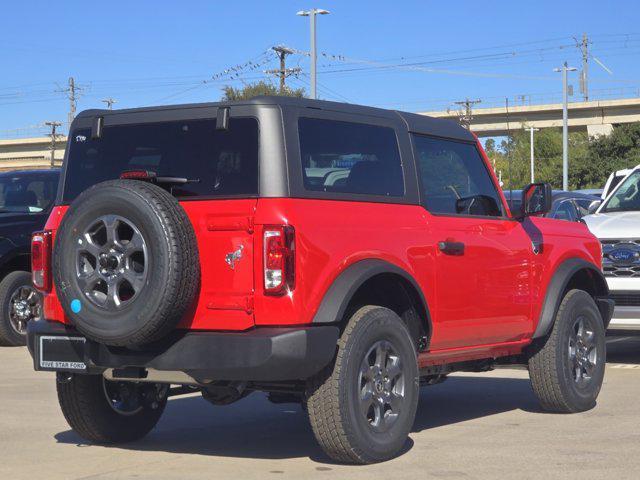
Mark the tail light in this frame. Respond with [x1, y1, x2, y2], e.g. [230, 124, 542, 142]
[263, 225, 295, 295]
[32, 231, 52, 292]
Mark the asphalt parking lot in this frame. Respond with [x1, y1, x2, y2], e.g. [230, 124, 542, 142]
[2, 336, 640, 480]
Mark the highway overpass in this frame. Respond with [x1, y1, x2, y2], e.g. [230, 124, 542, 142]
[419, 97, 640, 137]
[0, 136, 65, 170]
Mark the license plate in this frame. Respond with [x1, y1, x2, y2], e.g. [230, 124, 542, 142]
[38, 336, 87, 371]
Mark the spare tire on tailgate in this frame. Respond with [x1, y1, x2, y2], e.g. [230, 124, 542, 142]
[54, 179, 200, 347]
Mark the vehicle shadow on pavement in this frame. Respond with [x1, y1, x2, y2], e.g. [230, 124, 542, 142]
[412, 375, 542, 432]
[54, 375, 540, 463]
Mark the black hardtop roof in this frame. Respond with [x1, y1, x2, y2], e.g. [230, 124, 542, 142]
[76, 96, 474, 142]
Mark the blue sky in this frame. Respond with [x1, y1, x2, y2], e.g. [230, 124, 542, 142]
[2, 0, 639, 137]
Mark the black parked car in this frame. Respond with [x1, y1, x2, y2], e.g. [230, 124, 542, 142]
[503, 189, 600, 221]
[0, 168, 60, 346]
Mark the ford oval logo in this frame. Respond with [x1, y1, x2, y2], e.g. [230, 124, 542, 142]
[609, 248, 638, 264]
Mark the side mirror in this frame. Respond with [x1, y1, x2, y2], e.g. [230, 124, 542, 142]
[588, 199, 602, 214]
[521, 182, 552, 217]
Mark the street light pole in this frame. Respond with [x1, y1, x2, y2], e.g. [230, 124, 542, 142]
[554, 62, 577, 190]
[297, 8, 330, 100]
[526, 126, 539, 183]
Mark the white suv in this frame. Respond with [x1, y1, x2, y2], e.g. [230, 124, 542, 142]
[583, 165, 640, 330]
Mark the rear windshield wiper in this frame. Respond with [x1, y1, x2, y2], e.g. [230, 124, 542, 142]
[156, 176, 200, 185]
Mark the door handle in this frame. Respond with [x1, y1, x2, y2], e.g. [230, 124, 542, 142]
[438, 241, 465, 256]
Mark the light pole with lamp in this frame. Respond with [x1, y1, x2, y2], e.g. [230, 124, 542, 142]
[297, 8, 330, 100]
[554, 62, 577, 190]
[525, 126, 539, 183]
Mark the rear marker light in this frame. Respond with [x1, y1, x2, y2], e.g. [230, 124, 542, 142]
[120, 170, 157, 180]
[32, 230, 52, 292]
[263, 226, 295, 295]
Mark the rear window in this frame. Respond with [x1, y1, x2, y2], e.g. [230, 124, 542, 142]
[298, 117, 404, 196]
[63, 117, 258, 201]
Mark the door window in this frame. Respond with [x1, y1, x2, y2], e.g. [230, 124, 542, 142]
[0, 173, 58, 213]
[413, 135, 503, 217]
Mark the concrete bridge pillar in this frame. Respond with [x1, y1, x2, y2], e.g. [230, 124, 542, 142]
[587, 124, 614, 137]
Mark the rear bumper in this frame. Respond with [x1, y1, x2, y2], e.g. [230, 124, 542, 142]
[27, 320, 339, 382]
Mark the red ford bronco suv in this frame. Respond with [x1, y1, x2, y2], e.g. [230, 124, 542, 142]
[27, 97, 613, 464]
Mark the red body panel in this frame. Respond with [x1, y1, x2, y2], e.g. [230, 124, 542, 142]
[39, 139, 603, 365]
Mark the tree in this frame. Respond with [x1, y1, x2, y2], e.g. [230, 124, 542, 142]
[486, 124, 640, 191]
[587, 123, 640, 176]
[484, 138, 496, 155]
[221, 81, 305, 101]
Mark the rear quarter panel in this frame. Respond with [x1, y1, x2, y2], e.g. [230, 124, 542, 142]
[253, 198, 436, 329]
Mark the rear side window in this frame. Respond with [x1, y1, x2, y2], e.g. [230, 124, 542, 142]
[298, 117, 404, 196]
[413, 135, 503, 217]
[63, 117, 258, 201]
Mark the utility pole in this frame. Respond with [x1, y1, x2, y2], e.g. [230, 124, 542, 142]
[525, 126, 540, 183]
[44, 121, 62, 167]
[265, 46, 301, 92]
[297, 8, 330, 99]
[57, 77, 83, 126]
[454, 98, 481, 129]
[102, 98, 117, 110]
[576, 33, 590, 102]
[554, 62, 577, 191]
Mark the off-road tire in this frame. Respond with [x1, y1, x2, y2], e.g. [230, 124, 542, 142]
[528, 289, 606, 413]
[53, 180, 200, 347]
[57, 374, 167, 443]
[306, 306, 419, 464]
[0, 271, 41, 346]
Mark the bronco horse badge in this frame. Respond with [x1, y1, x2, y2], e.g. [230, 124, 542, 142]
[225, 245, 244, 270]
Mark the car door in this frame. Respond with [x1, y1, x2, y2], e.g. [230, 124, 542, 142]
[412, 134, 533, 350]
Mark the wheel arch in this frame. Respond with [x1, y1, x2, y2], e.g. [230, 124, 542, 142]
[312, 259, 432, 349]
[533, 257, 611, 339]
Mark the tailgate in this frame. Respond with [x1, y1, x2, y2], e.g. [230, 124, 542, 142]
[179, 199, 257, 331]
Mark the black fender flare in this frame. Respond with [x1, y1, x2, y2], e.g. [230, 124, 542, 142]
[533, 257, 611, 339]
[312, 258, 432, 332]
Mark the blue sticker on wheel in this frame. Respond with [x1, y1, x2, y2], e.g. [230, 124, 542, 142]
[70, 299, 82, 313]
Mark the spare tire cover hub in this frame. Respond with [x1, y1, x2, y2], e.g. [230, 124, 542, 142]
[76, 214, 148, 310]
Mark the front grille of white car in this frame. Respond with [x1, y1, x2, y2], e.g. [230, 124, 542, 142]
[610, 292, 640, 306]
[601, 239, 640, 278]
